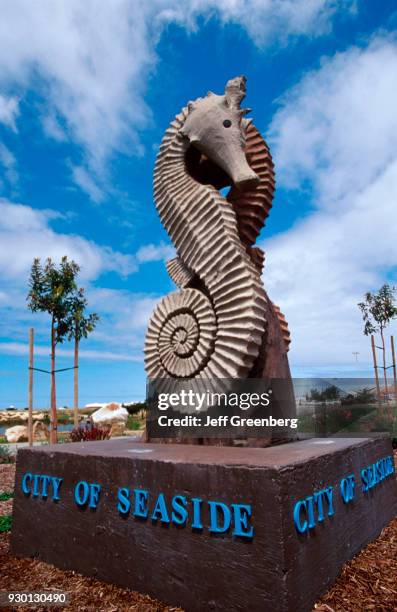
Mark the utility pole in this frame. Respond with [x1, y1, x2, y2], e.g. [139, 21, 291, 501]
[352, 351, 359, 362]
[28, 328, 34, 446]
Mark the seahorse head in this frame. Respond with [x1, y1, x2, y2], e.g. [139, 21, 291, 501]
[181, 76, 259, 190]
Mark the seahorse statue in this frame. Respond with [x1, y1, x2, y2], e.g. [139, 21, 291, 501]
[145, 76, 291, 385]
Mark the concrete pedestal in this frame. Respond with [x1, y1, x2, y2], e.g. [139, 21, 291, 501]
[11, 437, 397, 612]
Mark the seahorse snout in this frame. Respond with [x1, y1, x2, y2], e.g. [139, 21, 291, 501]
[234, 169, 260, 190]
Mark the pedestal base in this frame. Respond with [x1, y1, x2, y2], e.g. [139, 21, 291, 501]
[11, 437, 397, 612]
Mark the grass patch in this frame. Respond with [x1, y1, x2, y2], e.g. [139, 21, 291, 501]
[0, 515, 12, 532]
[0, 492, 13, 502]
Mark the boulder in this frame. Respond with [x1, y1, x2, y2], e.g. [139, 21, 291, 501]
[91, 403, 128, 427]
[5, 425, 28, 443]
[110, 421, 126, 437]
[32, 421, 50, 441]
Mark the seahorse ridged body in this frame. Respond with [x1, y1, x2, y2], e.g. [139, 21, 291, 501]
[145, 76, 289, 380]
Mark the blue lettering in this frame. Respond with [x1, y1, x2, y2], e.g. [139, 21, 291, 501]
[361, 455, 394, 493]
[151, 493, 170, 523]
[361, 467, 369, 492]
[74, 480, 89, 506]
[208, 501, 231, 534]
[231, 503, 254, 538]
[313, 491, 325, 522]
[32, 474, 40, 498]
[171, 495, 188, 525]
[117, 487, 130, 514]
[88, 483, 101, 509]
[376, 460, 384, 481]
[21, 472, 32, 495]
[386, 455, 395, 475]
[306, 496, 316, 529]
[293, 500, 307, 533]
[40, 475, 51, 498]
[191, 497, 203, 529]
[50, 477, 63, 501]
[340, 475, 355, 504]
[133, 489, 149, 518]
[324, 487, 334, 516]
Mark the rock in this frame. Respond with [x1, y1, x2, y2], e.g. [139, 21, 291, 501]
[34, 412, 47, 421]
[5, 425, 28, 443]
[110, 421, 126, 437]
[91, 403, 128, 426]
[32, 421, 50, 442]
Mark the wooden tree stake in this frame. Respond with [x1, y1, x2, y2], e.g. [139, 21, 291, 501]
[391, 335, 397, 406]
[371, 335, 382, 413]
[28, 328, 34, 447]
[73, 331, 79, 428]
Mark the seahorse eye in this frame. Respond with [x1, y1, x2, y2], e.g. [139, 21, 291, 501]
[223, 119, 232, 128]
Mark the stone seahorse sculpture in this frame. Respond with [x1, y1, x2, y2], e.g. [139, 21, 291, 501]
[145, 76, 292, 385]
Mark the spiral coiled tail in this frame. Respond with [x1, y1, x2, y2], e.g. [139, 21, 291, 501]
[145, 288, 216, 378]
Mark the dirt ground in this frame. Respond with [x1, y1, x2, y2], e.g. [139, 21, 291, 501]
[1, 454, 396, 612]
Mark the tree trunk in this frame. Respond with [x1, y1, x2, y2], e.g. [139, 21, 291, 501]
[73, 327, 79, 428]
[50, 317, 57, 444]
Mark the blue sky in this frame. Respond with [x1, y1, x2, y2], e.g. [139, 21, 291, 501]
[0, 1, 396, 407]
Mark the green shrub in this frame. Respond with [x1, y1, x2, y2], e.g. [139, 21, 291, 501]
[298, 404, 377, 435]
[57, 411, 72, 424]
[0, 492, 13, 502]
[306, 385, 341, 402]
[0, 515, 12, 532]
[126, 415, 144, 430]
[367, 414, 397, 434]
[341, 387, 376, 405]
[0, 445, 14, 464]
[123, 402, 147, 416]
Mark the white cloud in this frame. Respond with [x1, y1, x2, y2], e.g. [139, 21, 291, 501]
[269, 34, 397, 207]
[181, 0, 357, 46]
[0, 199, 136, 281]
[0, 199, 171, 361]
[42, 113, 67, 142]
[0, 341, 141, 362]
[264, 35, 397, 367]
[85, 287, 158, 351]
[136, 241, 175, 263]
[0, 143, 18, 187]
[0, 94, 19, 130]
[71, 165, 105, 204]
[0, 0, 355, 199]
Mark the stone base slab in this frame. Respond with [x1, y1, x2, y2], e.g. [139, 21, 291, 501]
[11, 437, 397, 611]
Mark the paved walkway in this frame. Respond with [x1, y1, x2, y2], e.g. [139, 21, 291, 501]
[4, 435, 140, 455]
